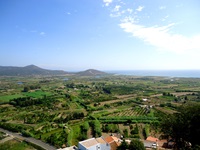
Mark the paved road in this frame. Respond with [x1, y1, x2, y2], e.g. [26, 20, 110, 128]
[0, 128, 56, 150]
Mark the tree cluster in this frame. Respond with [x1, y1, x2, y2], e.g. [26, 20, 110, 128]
[161, 103, 200, 149]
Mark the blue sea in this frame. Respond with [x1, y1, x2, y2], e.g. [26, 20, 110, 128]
[106, 70, 200, 78]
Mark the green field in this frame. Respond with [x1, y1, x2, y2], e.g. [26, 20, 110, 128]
[0, 94, 25, 102]
[0, 140, 35, 150]
[0, 90, 52, 102]
[22, 90, 52, 98]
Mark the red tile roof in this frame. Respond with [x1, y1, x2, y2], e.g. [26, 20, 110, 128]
[104, 136, 114, 143]
[103, 136, 121, 150]
[146, 136, 159, 142]
[110, 141, 119, 150]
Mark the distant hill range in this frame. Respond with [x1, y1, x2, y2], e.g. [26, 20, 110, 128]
[0, 65, 68, 76]
[76, 69, 107, 76]
[0, 65, 107, 76]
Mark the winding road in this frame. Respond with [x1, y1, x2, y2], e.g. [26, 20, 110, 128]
[0, 128, 56, 150]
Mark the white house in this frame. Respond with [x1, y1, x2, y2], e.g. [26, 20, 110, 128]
[78, 137, 110, 150]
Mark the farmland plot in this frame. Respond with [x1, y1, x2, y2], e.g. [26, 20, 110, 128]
[107, 107, 149, 117]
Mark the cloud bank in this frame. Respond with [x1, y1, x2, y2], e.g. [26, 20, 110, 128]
[119, 21, 200, 53]
[103, 0, 200, 54]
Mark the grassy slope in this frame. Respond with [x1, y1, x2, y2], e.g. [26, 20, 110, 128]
[0, 140, 35, 150]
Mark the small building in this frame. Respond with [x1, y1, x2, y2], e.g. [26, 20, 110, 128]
[78, 137, 110, 150]
[146, 136, 159, 142]
[143, 140, 157, 149]
[103, 136, 121, 150]
[144, 136, 159, 149]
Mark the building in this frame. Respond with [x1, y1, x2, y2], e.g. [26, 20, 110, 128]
[143, 136, 159, 149]
[143, 140, 157, 149]
[78, 137, 110, 150]
[102, 136, 121, 150]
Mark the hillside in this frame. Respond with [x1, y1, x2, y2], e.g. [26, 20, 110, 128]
[76, 69, 107, 76]
[0, 65, 68, 76]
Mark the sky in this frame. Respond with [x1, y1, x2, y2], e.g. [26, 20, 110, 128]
[0, 0, 200, 71]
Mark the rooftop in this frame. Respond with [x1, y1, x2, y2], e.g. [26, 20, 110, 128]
[96, 137, 106, 144]
[146, 136, 159, 142]
[79, 138, 98, 148]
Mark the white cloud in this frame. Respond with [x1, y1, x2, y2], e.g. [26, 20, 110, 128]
[40, 32, 45, 36]
[103, 0, 200, 57]
[127, 8, 133, 14]
[103, 0, 113, 6]
[110, 5, 122, 17]
[136, 6, 144, 12]
[113, 5, 121, 11]
[119, 21, 200, 53]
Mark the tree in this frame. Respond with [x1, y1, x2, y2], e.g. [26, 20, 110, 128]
[90, 120, 101, 137]
[117, 140, 128, 150]
[123, 129, 128, 138]
[23, 86, 30, 92]
[129, 139, 145, 150]
[161, 103, 200, 149]
[82, 121, 89, 132]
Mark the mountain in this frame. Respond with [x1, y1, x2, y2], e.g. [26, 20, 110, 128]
[76, 69, 107, 76]
[0, 65, 68, 76]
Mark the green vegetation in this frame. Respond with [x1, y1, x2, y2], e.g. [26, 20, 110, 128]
[23, 90, 52, 98]
[129, 139, 145, 150]
[0, 75, 200, 149]
[90, 119, 102, 137]
[144, 124, 150, 138]
[0, 94, 25, 103]
[161, 102, 200, 149]
[0, 140, 35, 150]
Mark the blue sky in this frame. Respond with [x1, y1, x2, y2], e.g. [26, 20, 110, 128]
[0, 0, 200, 71]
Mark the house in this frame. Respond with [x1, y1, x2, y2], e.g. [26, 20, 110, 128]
[144, 136, 159, 149]
[96, 137, 111, 150]
[143, 140, 157, 149]
[78, 137, 110, 150]
[103, 136, 121, 150]
[146, 136, 159, 143]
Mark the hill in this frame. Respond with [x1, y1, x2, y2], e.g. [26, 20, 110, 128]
[76, 69, 107, 76]
[0, 65, 68, 76]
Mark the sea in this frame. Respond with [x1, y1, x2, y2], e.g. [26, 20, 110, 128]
[106, 70, 200, 78]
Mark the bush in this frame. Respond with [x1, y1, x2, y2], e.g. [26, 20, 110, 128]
[90, 120, 101, 137]
[129, 139, 145, 150]
[131, 125, 139, 135]
[144, 124, 150, 138]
